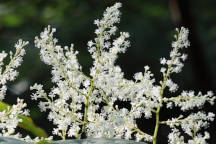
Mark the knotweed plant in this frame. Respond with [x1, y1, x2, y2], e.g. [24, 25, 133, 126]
[0, 2, 215, 144]
[0, 40, 29, 137]
[30, 2, 215, 144]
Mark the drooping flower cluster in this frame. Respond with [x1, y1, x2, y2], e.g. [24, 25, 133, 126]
[0, 40, 29, 137]
[31, 2, 215, 144]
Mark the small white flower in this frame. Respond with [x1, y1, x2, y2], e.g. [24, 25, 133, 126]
[134, 72, 143, 81]
[160, 57, 167, 65]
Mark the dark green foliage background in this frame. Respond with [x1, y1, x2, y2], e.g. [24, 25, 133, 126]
[0, 0, 215, 143]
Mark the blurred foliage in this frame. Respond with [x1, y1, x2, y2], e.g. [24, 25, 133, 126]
[0, 0, 216, 142]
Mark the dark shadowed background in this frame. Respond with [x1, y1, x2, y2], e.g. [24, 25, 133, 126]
[0, 0, 215, 143]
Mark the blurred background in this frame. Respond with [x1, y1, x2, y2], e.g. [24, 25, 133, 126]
[0, 0, 216, 143]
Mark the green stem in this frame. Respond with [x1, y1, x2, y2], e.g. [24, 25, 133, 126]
[62, 130, 66, 140]
[81, 80, 95, 133]
[153, 71, 170, 143]
[153, 46, 179, 144]
[80, 20, 108, 135]
[133, 127, 152, 139]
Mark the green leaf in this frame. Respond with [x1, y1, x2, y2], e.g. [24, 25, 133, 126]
[0, 101, 48, 138]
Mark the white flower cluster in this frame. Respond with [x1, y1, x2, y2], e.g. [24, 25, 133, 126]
[164, 91, 215, 110]
[165, 112, 214, 143]
[0, 40, 28, 100]
[168, 128, 210, 144]
[0, 98, 29, 137]
[0, 40, 29, 137]
[30, 2, 215, 144]
[160, 28, 189, 75]
[33, 25, 87, 139]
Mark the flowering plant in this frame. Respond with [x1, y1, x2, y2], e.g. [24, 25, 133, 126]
[0, 2, 215, 144]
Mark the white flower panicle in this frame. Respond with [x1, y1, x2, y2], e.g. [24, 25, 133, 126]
[34, 25, 86, 139]
[94, 2, 121, 36]
[30, 2, 215, 144]
[0, 39, 28, 100]
[160, 27, 190, 77]
[88, 2, 129, 65]
[0, 99, 29, 137]
[164, 112, 214, 137]
[159, 27, 215, 143]
[0, 40, 28, 100]
[164, 90, 215, 110]
[0, 40, 28, 85]
[0, 39, 29, 137]
[34, 25, 87, 139]
[172, 27, 190, 49]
